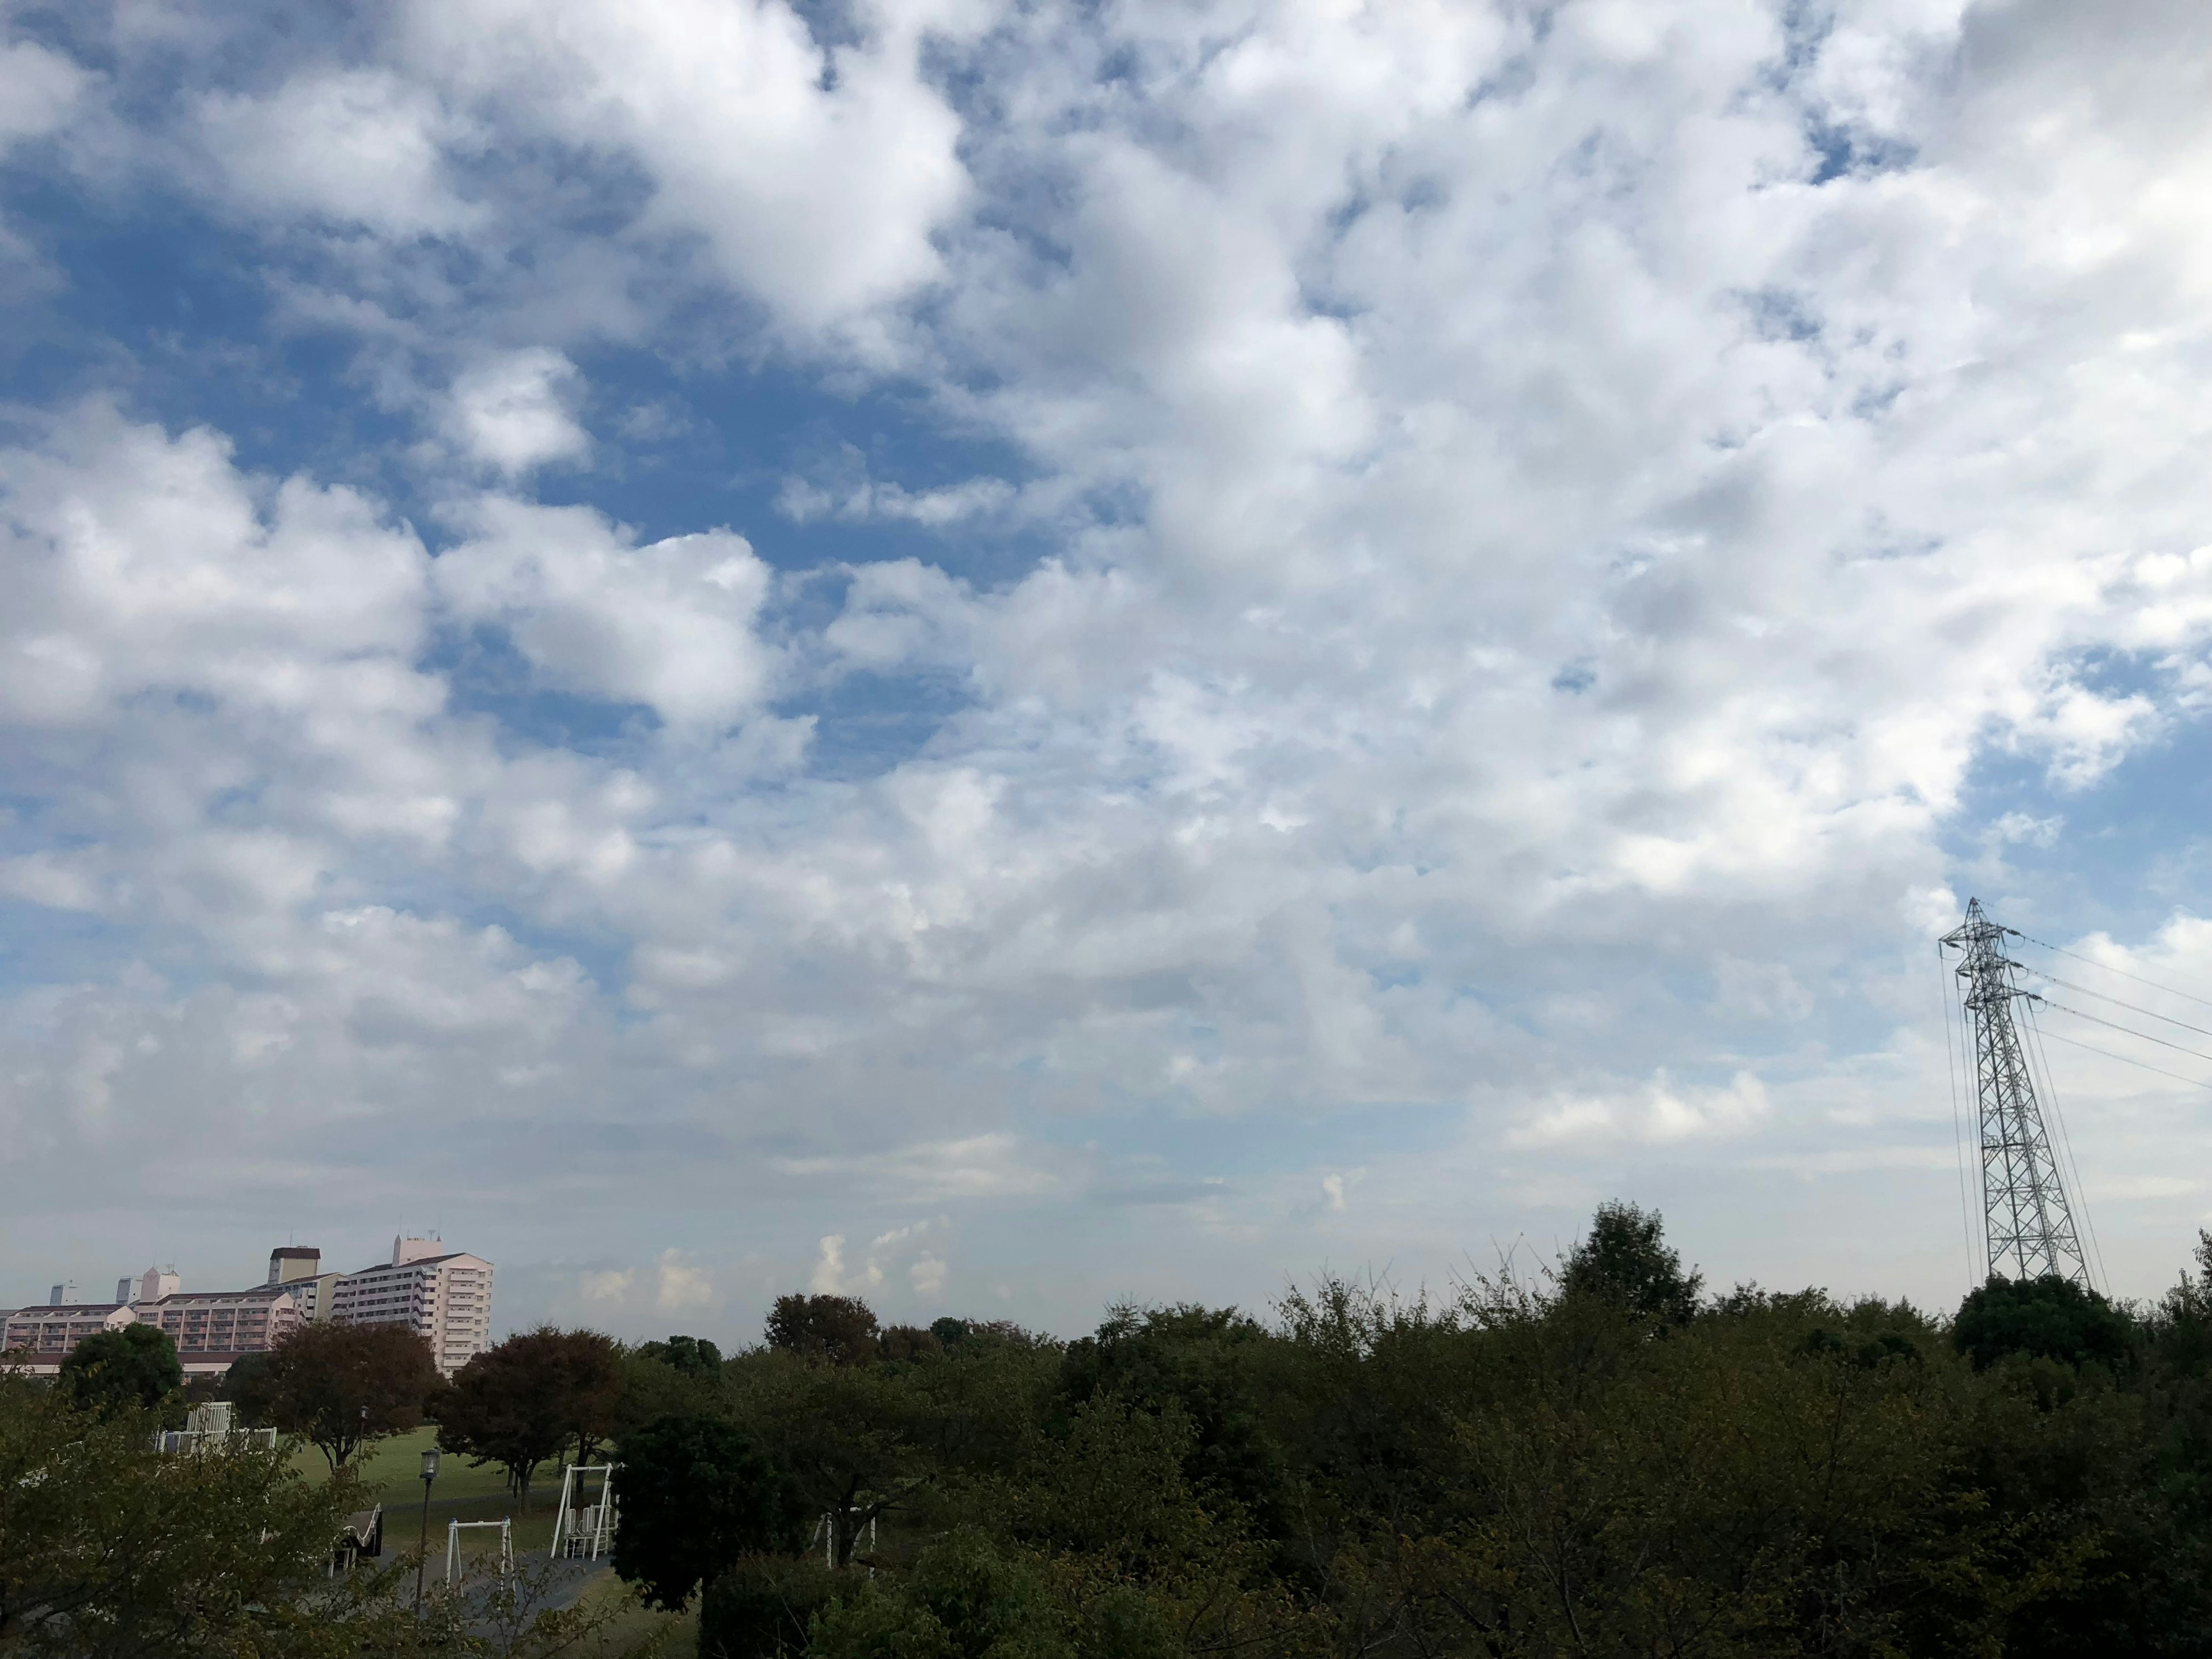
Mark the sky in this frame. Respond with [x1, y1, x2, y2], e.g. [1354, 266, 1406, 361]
[3, 0, 2212, 1345]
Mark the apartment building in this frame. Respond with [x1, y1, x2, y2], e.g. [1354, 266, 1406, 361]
[5, 1236, 495, 1380]
[1, 1264, 300, 1378]
[0, 1298, 136, 1363]
[328, 1237, 494, 1377]
[135, 1283, 303, 1362]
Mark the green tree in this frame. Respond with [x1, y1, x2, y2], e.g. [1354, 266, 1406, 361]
[1559, 1198, 1704, 1324]
[764, 1294, 880, 1366]
[0, 1375, 380, 1656]
[726, 1350, 934, 1566]
[244, 1321, 440, 1472]
[697, 1556, 840, 1659]
[437, 1326, 623, 1504]
[613, 1414, 806, 1611]
[58, 1323, 183, 1421]
[635, 1333, 724, 1380]
[1954, 1273, 2135, 1372]
[1058, 1302, 1289, 1533]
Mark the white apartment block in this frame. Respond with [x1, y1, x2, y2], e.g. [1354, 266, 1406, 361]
[328, 1237, 494, 1377]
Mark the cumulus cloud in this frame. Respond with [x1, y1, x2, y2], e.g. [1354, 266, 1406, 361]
[433, 499, 775, 728]
[1510, 1071, 1771, 1149]
[8, 0, 2212, 1327]
[808, 1222, 952, 1303]
[196, 68, 480, 239]
[442, 350, 592, 477]
[400, 0, 969, 338]
[0, 39, 88, 149]
[655, 1248, 714, 1312]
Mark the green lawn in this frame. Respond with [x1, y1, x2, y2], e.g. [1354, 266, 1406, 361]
[300, 1425, 516, 1503]
[300, 1426, 602, 1561]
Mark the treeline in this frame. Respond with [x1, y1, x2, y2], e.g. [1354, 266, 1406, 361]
[14, 1203, 2212, 1657]
[613, 1206, 2212, 1659]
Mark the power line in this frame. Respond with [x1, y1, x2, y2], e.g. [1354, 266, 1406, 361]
[2023, 998, 2109, 1292]
[2030, 1022, 2212, 1094]
[2032, 996, 2212, 1067]
[2020, 968, 2212, 1042]
[1938, 944, 1979, 1283]
[2012, 930, 2212, 1014]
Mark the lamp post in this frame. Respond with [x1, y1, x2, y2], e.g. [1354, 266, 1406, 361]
[414, 1447, 440, 1613]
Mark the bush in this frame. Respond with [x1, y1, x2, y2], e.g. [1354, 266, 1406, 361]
[698, 1555, 842, 1659]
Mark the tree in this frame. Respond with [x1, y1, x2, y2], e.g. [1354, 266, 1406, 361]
[612, 1414, 805, 1611]
[222, 1350, 275, 1425]
[1058, 1302, 1288, 1534]
[1954, 1274, 2135, 1372]
[244, 1321, 440, 1472]
[765, 1294, 880, 1366]
[728, 1353, 935, 1566]
[438, 1327, 622, 1505]
[879, 1324, 942, 1363]
[635, 1334, 723, 1380]
[1560, 1199, 1704, 1325]
[59, 1324, 183, 1420]
[0, 1375, 378, 1656]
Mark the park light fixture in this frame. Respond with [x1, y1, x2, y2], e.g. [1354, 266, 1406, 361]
[414, 1447, 441, 1612]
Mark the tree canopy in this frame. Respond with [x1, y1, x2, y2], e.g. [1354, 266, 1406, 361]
[612, 1414, 805, 1611]
[437, 1325, 622, 1502]
[1953, 1271, 2135, 1370]
[1558, 1197, 1705, 1323]
[39, 1205, 2212, 1659]
[765, 1294, 882, 1366]
[232, 1321, 440, 1472]
[58, 1323, 183, 1421]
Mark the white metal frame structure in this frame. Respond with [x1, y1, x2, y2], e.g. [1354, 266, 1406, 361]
[154, 1427, 280, 1454]
[809, 1509, 877, 1566]
[549, 1464, 617, 1560]
[445, 1517, 513, 1583]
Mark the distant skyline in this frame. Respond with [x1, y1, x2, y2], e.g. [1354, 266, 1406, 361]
[5, 0, 2212, 1343]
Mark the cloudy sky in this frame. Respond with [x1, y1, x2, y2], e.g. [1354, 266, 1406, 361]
[4, 0, 2211, 1340]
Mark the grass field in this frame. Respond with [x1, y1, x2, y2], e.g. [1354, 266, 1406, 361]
[304, 1426, 596, 1560]
[293, 1427, 689, 1651]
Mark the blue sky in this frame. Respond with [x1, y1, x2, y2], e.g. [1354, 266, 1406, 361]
[4, 0, 2212, 1340]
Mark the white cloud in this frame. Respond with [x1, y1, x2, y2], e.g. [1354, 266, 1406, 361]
[1511, 1071, 1771, 1149]
[12, 1, 2212, 1321]
[655, 1248, 714, 1312]
[0, 39, 88, 149]
[578, 1268, 633, 1301]
[196, 68, 480, 239]
[809, 1221, 950, 1302]
[444, 350, 591, 477]
[433, 499, 774, 728]
[401, 0, 969, 339]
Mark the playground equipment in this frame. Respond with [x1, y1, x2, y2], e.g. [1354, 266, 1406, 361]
[550, 1464, 617, 1560]
[809, 1510, 877, 1566]
[446, 1517, 514, 1583]
[331, 1506, 382, 1575]
[154, 1399, 278, 1454]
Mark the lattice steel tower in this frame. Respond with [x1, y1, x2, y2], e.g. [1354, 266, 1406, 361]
[1940, 899, 2090, 1285]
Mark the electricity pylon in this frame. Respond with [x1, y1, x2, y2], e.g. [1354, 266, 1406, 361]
[1940, 899, 2090, 1285]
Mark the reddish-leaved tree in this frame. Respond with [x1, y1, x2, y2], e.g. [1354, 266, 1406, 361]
[234, 1322, 440, 1472]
